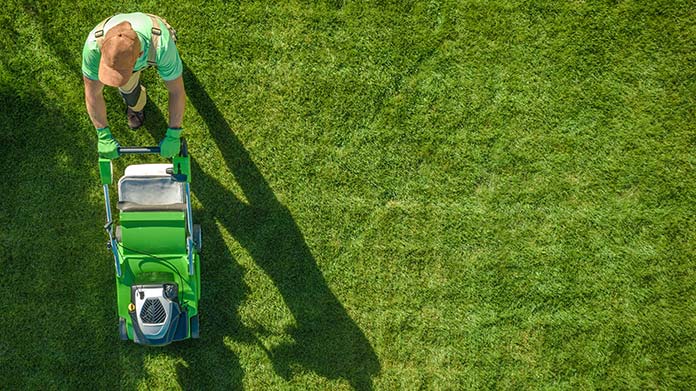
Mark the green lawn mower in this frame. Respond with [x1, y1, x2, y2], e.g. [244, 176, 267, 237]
[98, 139, 201, 346]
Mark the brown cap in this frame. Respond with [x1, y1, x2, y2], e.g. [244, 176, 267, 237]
[98, 22, 141, 87]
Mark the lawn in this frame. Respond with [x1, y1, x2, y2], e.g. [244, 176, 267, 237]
[0, 0, 694, 389]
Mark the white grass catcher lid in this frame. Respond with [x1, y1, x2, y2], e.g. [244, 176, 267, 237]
[124, 164, 173, 177]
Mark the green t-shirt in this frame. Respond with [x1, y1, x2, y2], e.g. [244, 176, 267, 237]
[82, 13, 182, 81]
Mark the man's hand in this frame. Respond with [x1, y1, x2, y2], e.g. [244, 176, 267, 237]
[97, 127, 120, 159]
[159, 127, 182, 158]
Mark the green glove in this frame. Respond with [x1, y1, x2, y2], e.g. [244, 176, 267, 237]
[159, 128, 182, 158]
[96, 127, 120, 159]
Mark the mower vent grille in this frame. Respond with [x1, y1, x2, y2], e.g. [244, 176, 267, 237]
[140, 298, 166, 324]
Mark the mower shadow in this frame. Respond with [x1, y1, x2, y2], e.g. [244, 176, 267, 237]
[180, 64, 381, 389]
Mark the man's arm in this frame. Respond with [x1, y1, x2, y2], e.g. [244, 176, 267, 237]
[165, 76, 185, 128]
[84, 75, 119, 159]
[83, 76, 108, 128]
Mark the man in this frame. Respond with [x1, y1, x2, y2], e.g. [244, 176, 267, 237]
[82, 12, 185, 159]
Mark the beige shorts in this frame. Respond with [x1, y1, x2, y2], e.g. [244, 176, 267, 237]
[118, 70, 146, 111]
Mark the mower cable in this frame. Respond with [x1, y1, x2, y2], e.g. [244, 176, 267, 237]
[120, 245, 188, 291]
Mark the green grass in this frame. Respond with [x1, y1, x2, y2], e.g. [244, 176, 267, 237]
[1, 0, 695, 389]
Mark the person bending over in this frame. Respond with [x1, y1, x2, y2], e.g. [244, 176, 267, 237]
[82, 12, 185, 159]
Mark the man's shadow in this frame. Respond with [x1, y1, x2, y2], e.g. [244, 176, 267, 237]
[145, 64, 381, 389]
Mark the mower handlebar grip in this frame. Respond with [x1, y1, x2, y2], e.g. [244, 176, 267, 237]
[118, 146, 160, 154]
[118, 137, 188, 157]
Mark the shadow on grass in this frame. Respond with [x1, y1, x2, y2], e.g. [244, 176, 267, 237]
[0, 85, 151, 388]
[178, 63, 381, 389]
[144, 63, 381, 388]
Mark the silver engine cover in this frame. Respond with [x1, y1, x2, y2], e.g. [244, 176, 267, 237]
[133, 285, 174, 339]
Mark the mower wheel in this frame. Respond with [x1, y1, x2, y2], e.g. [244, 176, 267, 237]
[115, 225, 122, 242]
[190, 315, 200, 339]
[193, 224, 202, 252]
[118, 317, 128, 340]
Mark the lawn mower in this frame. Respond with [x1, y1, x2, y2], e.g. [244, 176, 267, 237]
[98, 138, 201, 346]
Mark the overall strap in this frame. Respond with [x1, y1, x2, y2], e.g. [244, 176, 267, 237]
[146, 14, 178, 67]
[93, 16, 114, 48]
[147, 14, 162, 67]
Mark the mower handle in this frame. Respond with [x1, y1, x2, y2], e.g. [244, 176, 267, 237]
[118, 138, 188, 156]
[118, 146, 160, 154]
